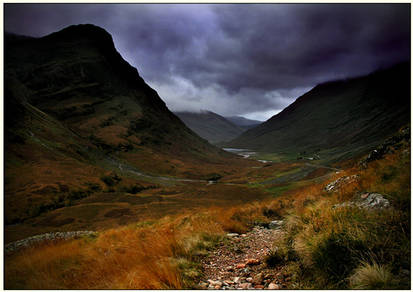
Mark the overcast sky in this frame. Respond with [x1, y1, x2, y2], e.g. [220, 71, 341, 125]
[5, 4, 410, 121]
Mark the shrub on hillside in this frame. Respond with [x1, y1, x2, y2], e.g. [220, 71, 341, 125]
[100, 173, 122, 186]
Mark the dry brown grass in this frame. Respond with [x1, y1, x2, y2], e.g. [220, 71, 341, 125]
[5, 202, 276, 289]
[6, 144, 410, 289]
[276, 148, 410, 289]
[7, 220, 189, 288]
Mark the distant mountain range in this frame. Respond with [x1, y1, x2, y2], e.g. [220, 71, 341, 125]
[225, 116, 262, 131]
[174, 111, 241, 144]
[174, 111, 261, 144]
[227, 62, 410, 161]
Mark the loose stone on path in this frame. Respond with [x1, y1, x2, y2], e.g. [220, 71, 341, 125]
[200, 224, 286, 289]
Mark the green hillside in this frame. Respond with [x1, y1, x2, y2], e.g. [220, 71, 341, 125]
[227, 63, 410, 161]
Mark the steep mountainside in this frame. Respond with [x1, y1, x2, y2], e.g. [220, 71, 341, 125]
[227, 63, 410, 160]
[174, 110, 244, 144]
[225, 116, 262, 131]
[4, 24, 240, 229]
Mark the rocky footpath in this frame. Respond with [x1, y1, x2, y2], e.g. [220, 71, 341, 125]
[5, 231, 98, 254]
[198, 222, 287, 290]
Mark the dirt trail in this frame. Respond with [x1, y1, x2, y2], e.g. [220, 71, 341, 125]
[198, 225, 289, 290]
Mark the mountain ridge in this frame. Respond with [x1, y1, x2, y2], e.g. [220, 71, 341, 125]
[225, 116, 262, 131]
[226, 62, 410, 161]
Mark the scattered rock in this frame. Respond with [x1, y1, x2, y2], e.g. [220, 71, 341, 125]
[252, 273, 264, 285]
[200, 221, 283, 290]
[208, 279, 223, 288]
[245, 258, 260, 266]
[239, 283, 252, 289]
[264, 274, 272, 280]
[268, 220, 283, 230]
[268, 283, 280, 290]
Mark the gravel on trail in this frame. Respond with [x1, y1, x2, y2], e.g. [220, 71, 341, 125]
[199, 224, 289, 289]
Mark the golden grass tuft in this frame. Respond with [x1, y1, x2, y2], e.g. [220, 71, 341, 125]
[349, 261, 394, 289]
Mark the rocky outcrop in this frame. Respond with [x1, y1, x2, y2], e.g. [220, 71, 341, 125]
[324, 175, 359, 192]
[359, 126, 410, 168]
[333, 193, 390, 210]
[268, 220, 284, 230]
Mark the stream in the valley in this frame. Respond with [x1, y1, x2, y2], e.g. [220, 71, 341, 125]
[223, 148, 257, 158]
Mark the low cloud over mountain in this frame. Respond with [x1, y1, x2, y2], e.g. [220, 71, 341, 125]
[5, 4, 410, 120]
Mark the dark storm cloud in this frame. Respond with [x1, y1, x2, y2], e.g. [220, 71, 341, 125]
[4, 4, 410, 120]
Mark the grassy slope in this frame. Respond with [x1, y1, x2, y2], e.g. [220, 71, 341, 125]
[227, 62, 410, 161]
[174, 111, 244, 144]
[5, 127, 410, 289]
[5, 24, 258, 240]
[5, 24, 224, 160]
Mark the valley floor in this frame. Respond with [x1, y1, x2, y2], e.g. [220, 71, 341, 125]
[4, 130, 411, 289]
